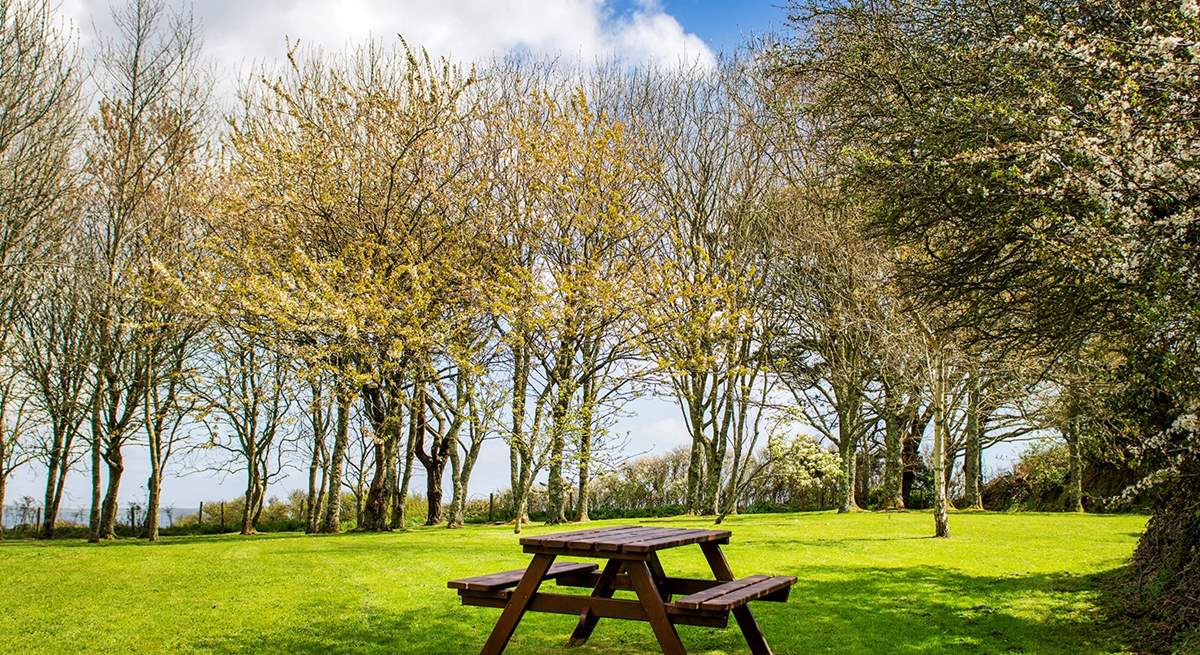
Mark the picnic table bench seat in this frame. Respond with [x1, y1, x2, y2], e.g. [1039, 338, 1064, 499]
[449, 562, 599, 592]
[672, 575, 796, 611]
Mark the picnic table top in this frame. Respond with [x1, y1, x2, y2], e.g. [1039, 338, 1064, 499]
[519, 525, 732, 555]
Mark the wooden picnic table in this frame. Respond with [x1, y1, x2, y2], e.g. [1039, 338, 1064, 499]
[449, 525, 796, 655]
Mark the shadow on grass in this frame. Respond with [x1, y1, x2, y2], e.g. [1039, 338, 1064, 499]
[190, 564, 1129, 655]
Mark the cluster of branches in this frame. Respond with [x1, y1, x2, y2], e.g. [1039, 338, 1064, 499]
[1, 0, 1095, 549]
[775, 0, 1199, 646]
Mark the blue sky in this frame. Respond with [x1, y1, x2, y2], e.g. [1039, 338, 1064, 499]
[652, 0, 787, 51]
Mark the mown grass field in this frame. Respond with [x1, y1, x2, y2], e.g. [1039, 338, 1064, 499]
[0, 511, 1146, 654]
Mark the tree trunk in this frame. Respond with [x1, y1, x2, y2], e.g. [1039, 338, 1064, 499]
[241, 458, 259, 535]
[144, 470, 162, 541]
[509, 343, 528, 522]
[837, 409, 860, 513]
[545, 337, 575, 525]
[85, 429, 101, 542]
[99, 446, 124, 540]
[396, 405, 417, 530]
[512, 483, 531, 535]
[387, 435, 403, 530]
[43, 447, 69, 540]
[901, 414, 926, 508]
[321, 390, 352, 533]
[0, 470, 7, 539]
[306, 439, 325, 533]
[448, 446, 465, 528]
[932, 356, 951, 538]
[686, 434, 703, 514]
[306, 380, 329, 534]
[360, 438, 391, 531]
[881, 408, 906, 510]
[1065, 408, 1085, 512]
[575, 371, 596, 523]
[425, 457, 446, 525]
[962, 378, 985, 510]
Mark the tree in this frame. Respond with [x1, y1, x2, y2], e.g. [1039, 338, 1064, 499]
[0, 0, 81, 538]
[0, 348, 35, 536]
[212, 40, 487, 533]
[82, 0, 207, 541]
[779, 0, 1200, 613]
[300, 370, 333, 533]
[767, 181, 886, 513]
[637, 63, 775, 516]
[18, 259, 93, 539]
[0, 0, 81, 369]
[192, 328, 296, 535]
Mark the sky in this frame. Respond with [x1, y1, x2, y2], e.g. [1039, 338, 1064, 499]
[6, 0, 1024, 515]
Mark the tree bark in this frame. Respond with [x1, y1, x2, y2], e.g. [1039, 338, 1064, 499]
[321, 389, 352, 533]
[837, 406, 860, 513]
[962, 376, 985, 510]
[575, 361, 597, 522]
[396, 401, 417, 530]
[424, 456, 446, 525]
[900, 412, 927, 508]
[932, 354, 951, 538]
[306, 437, 326, 533]
[81, 429, 99, 541]
[241, 453, 259, 535]
[144, 470, 162, 540]
[1064, 405, 1085, 512]
[99, 444, 124, 540]
[881, 406, 906, 510]
[545, 336, 575, 525]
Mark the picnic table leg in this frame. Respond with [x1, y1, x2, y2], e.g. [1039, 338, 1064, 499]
[479, 553, 556, 655]
[646, 552, 672, 601]
[568, 558, 623, 647]
[700, 543, 774, 655]
[627, 560, 687, 655]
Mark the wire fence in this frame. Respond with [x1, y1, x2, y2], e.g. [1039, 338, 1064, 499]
[2, 504, 203, 530]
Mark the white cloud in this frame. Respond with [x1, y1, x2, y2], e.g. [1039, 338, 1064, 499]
[62, 0, 715, 86]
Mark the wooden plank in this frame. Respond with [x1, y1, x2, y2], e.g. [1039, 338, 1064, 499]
[697, 576, 798, 612]
[592, 527, 675, 552]
[621, 528, 732, 553]
[699, 542, 775, 655]
[519, 525, 638, 548]
[555, 571, 730, 597]
[673, 576, 770, 609]
[458, 590, 729, 628]
[448, 562, 598, 591]
[609, 527, 696, 552]
[522, 545, 650, 560]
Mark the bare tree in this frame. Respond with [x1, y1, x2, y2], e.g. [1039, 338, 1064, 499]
[18, 260, 94, 539]
[0, 0, 82, 342]
[192, 328, 296, 535]
[0, 350, 35, 536]
[636, 62, 775, 516]
[82, 0, 207, 541]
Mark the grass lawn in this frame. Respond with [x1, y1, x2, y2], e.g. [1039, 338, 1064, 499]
[0, 511, 1146, 654]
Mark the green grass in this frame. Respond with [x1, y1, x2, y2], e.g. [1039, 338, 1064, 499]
[0, 511, 1146, 654]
